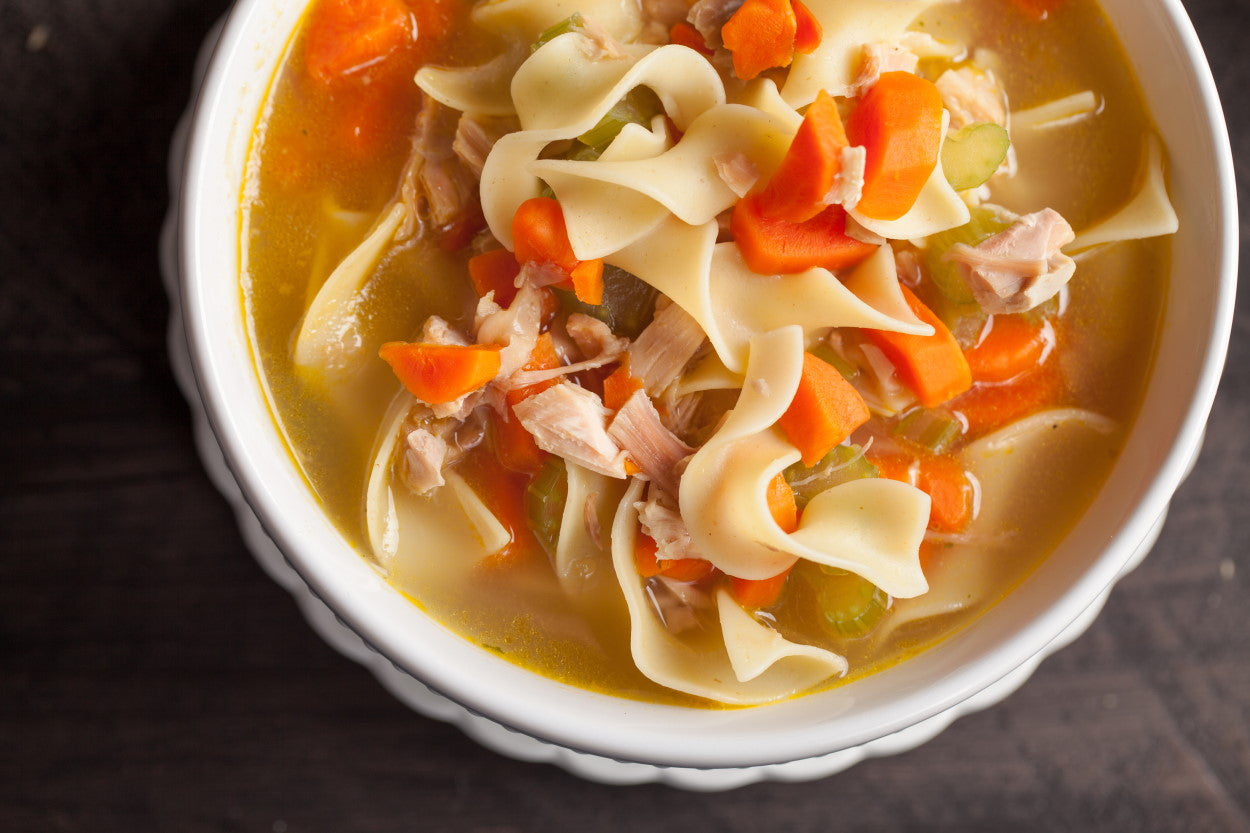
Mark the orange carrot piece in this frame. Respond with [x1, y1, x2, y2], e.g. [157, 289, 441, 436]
[791, 0, 822, 54]
[845, 71, 944, 221]
[766, 473, 799, 533]
[304, 0, 416, 83]
[493, 333, 562, 474]
[963, 315, 1054, 384]
[864, 285, 972, 407]
[869, 451, 973, 533]
[669, 21, 714, 56]
[732, 194, 877, 275]
[379, 342, 501, 404]
[602, 361, 644, 412]
[460, 445, 539, 569]
[634, 532, 716, 582]
[512, 197, 578, 272]
[468, 248, 522, 306]
[730, 565, 794, 608]
[757, 90, 848, 223]
[777, 352, 870, 466]
[569, 258, 605, 305]
[951, 363, 1064, 438]
[721, 0, 798, 80]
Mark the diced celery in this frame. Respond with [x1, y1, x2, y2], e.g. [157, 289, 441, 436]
[924, 205, 1014, 305]
[784, 443, 879, 511]
[893, 406, 965, 454]
[816, 569, 889, 637]
[809, 342, 860, 382]
[577, 88, 662, 153]
[525, 457, 568, 563]
[556, 265, 658, 338]
[531, 13, 587, 52]
[941, 122, 1011, 191]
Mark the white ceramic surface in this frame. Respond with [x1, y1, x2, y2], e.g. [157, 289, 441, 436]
[165, 0, 1236, 788]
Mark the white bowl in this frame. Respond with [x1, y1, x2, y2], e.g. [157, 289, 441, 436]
[165, 0, 1237, 788]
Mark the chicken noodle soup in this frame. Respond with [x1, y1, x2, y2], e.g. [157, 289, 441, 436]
[243, 0, 1175, 705]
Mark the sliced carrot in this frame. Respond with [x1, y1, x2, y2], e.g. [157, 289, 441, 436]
[845, 71, 944, 221]
[869, 451, 973, 533]
[669, 21, 714, 56]
[468, 248, 521, 306]
[791, 0, 822, 54]
[777, 352, 871, 466]
[963, 315, 1054, 384]
[460, 445, 538, 569]
[512, 197, 578, 272]
[569, 258, 604, 305]
[721, 0, 798, 80]
[951, 363, 1064, 438]
[634, 532, 716, 582]
[494, 333, 561, 474]
[766, 473, 799, 533]
[730, 565, 794, 608]
[602, 361, 644, 412]
[863, 285, 972, 407]
[304, 0, 416, 84]
[379, 342, 501, 404]
[732, 194, 877, 275]
[757, 90, 848, 223]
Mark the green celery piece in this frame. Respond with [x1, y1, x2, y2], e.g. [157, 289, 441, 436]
[531, 13, 587, 52]
[577, 88, 662, 153]
[942, 122, 1011, 191]
[924, 205, 1013, 305]
[524, 457, 568, 563]
[784, 443, 879, 511]
[893, 406, 965, 454]
[556, 265, 658, 338]
[817, 570, 889, 637]
[808, 342, 860, 382]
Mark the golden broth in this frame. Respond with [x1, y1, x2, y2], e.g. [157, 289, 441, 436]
[242, 0, 1167, 705]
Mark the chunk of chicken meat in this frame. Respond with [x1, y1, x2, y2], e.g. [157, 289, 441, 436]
[947, 208, 1076, 314]
[512, 383, 629, 478]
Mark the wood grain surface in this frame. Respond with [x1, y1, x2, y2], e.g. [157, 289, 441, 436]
[2, 1, 1247, 830]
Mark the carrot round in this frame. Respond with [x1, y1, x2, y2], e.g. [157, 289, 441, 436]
[379, 342, 501, 404]
[730, 565, 794, 608]
[871, 451, 973, 533]
[777, 352, 870, 466]
[512, 197, 605, 300]
[721, 0, 798, 80]
[602, 361, 644, 412]
[304, 0, 416, 83]
[964, 315, 1055, 383]
[951, 363, 1064, 438]
[568, 258, 604, 305]
[845, 71, 944, 221]
[732, 194, 877, 275]
[757, 90, 848, 223]
[791, 0, 823, 54]
[864, 286, 972, 407]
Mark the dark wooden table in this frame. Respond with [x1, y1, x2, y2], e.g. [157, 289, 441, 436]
[3, 1, 1247, 830]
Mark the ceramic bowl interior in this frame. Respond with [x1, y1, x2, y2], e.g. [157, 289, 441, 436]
[178, 0, 1236, 769]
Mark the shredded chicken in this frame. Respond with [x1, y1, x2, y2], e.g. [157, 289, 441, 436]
[946, 208, 1076, 314]
[583, 493, 603, 546]
[714, 152, 760, 198]
[629, 300, 707, 397]
[826, 146, 867, 210]
[566, 313, 629, 363]
[402, 427, 448, 494]
[577, 17, 628, 59]
[512, 383, 629, 478]
[399, 95, 478, 239]
[659, 390, 705, 441]
[475, 282, 544, 381]
[636, 493, 703, 562]
[851, 42, 922, 97]
[608, 389, 693, 496]
[935, 67, 1008, 130]
[646, 577, 707, 634]
[452, 113, 518, 179]
[421, 315, 470, 346]
[687, 0, 745, 48]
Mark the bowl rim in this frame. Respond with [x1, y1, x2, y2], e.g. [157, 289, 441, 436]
[176, 0, 1239, 769]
